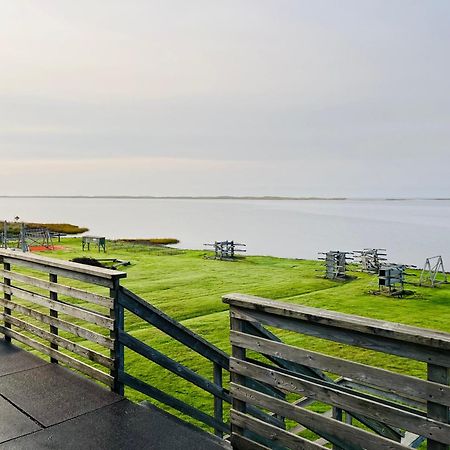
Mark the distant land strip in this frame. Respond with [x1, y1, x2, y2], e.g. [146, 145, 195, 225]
[0, 195, 449, 201]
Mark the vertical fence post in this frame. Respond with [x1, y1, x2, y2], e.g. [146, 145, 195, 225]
[49, 273, 59, 363]
[332, 407, 343, 450]
[20, 223, 27, 252]
[3, 261, 11, 342]
[213, 362, 223, 438]
[427, 363, 449, 450]
[230, 310, 246, 444]
[111, 279, 124, 395]
[2, 221, 7, 249]
[345, 412, 352, 425]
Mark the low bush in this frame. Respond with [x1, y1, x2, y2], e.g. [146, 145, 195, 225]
[3, 222, 88, 235]
[118, 238, 180, 245]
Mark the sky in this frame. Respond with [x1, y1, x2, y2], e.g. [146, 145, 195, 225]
[1, 0, 449, 197]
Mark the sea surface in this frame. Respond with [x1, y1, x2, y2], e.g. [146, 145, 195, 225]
[1, 198, 449, 267]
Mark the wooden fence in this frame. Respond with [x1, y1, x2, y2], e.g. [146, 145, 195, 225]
[224, 293, 450, 450]
[2, 249, 449, 449]
[0, 250, 281, 440]
[115, 287, 284, 438]
[0, 249, 126, 390]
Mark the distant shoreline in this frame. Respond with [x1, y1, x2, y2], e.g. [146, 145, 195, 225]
[0, 195, 448, 201]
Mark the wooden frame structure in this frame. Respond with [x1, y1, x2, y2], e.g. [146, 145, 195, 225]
[82, 235, 106, 252]
[420, 256, 448, 287]
[319, 251, 351, 280]
[379, 264, 407, 295]
[205, 241, 246, 261]
[353, 248, 387, 273]
[224, 293, 450, 450]
[1, 222, 54, 252]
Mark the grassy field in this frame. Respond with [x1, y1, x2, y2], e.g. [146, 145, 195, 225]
[32, 238, 450, 438]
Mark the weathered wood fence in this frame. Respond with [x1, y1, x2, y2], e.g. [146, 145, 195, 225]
[0, 250, 282, 439]
[224, 293, 450, 450]
[0, 248, 126, 389]
[115, 287, 285, 438]
[1, 249, 449, 449]
[0, 249, 236, 436]
[115, 286, 230, 436]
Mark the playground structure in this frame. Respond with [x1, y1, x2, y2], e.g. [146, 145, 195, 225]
[82, 235, 106, 252]
[318, 250, 352, 280]
[420, 255, 447, 287]
[0, 222, 54, 252]
[204, 240, 246, 260]
[353, 248, 387, 273]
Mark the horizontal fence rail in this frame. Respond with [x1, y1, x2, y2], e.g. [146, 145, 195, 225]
[0, 249, 126, 389]
[117, 286, 230, 436]
[223, 293, 450, 450]
[116, 287, 287, 439]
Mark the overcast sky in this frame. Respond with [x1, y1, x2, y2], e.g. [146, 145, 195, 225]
[1, 1, 449, 197]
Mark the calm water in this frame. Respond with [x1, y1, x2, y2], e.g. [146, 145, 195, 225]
[1, 198, 449, 267]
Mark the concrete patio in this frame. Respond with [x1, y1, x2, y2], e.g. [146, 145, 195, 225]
[0, 338, 230, 450]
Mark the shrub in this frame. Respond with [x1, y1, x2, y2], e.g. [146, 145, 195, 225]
[2, 222, 88, 235]
[117, 238, 180, 246]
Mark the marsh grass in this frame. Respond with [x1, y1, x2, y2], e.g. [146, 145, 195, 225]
[3, 222, 88, 234]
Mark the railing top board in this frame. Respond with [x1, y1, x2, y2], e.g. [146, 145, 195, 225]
[0, 248, 126, 280]
[223, 293, 450, 351]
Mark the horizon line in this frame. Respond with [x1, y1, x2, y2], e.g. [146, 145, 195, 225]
[0, 195, 449, 201]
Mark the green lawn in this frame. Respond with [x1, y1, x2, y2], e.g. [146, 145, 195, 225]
[34, 238, 449, 440]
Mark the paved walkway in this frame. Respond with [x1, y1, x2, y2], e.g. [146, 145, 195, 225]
[0, 338, 230, 449]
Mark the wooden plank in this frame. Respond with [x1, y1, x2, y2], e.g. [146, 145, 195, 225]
[231, 434, 271, 450]
[230, 331, 450, 407]
[0, 298, 113, 349]
[49, 272, 58, 363]
[119, 327, 284, 430]
[231, 383, 411, 450]
[119, 329, 230, 402]
[0, 269, 113, 308]
[0, 312, 113, 369]
[110, 277, 124, 395]
[119, 287, 229, 368]
[213, 362, 224, 438]
[2, 256, 116, 288]
[119, 288, 285, 406]
[231, 410, 327, 450]
[331, 407, 343, 450]
[244, 361, 402, 443]
[427, 364, 449, 450]
[238, 335, 395, 439]
[0, 326, 113, 387]
[3, 261, 12, 342]
[230, 307, 450, 367]
[340, 379, 425, 411]
[2, 256, 115, 288]
[231, 316, 247, 440]
[230, 358, 450, 445]
[243, 355, 422, 420]
[0, 248, 126, 281]
[0, 285, 114, 330]
[223, 293, 450, 351]
[243, 320, 328, 381]
[119, 370, 230, 434]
